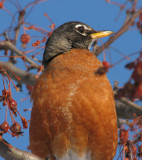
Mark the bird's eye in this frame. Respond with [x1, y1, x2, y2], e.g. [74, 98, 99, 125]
[77, 26, 85, 33]
[74, 24, 89, 36]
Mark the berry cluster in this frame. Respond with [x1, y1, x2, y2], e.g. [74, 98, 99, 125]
[0, 89, 28, 138]
[118, 115, 142, 160]
[116, 52, 142, 101]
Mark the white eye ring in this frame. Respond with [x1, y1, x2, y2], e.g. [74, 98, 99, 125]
[75, 24, 89, 30]
[74, 24, 91, 36]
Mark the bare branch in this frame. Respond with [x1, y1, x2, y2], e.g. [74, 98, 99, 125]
[0, 139, 43, 160]
[95, 7, 142, 56]
[116, 98, 142, 119]
[14, 11, 25, 46]
[117, 119, 128, 128]
[0, 61, 36, 86]
[1, 61, 142, 120]
[10, 9, 25, 63]
[0, 41, 40, 69]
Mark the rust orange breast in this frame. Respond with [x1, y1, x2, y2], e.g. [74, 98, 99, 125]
[29, 49, 118, 160]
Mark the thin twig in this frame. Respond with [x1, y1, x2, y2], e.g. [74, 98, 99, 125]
[94, 7, 142, 56]
[10, 8, 25, 63]
[0, 41, 40, 69]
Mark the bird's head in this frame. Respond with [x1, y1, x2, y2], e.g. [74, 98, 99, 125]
[43, 21, 113, 67]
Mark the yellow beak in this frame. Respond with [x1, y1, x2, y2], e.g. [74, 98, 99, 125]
[90, 31, 114, 39]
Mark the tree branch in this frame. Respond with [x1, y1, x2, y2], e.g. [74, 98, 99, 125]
[1, 61, 142, 120]
[94, 7, 142, 56]
[0, 99, 141, 159]
[0, 139, 43, 160]
[1, 97, 141, 159]
[0, 61, 36, 86]
[0, 8, 142, 126]
[9, 9, 25, 63]
[116, 98, 142, 119]
[0, 41, 40, 69]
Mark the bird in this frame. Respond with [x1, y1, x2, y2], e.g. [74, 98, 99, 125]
[29, 21, 118, 160]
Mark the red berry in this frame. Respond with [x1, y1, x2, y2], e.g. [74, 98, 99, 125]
[9, 99, 17, 107]
[0, 121, 10, 133]
[2, 89, 10, 98]
[0, 2, 3, 9]
[102, 61, 110, 70]
[10, 122, 21, 137]
[2, 89, 6, 96]
[21, 34, 31, 44]
[21, 117, 28, 129]
[8, 99, 17, 116]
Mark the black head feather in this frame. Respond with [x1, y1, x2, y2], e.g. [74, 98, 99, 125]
[43, 21, 97, 67]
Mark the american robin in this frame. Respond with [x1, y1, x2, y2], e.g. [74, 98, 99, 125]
[29, 21, 118, 160]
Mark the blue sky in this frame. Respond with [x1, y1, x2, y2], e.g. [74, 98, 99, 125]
[0, 0, 142, 159]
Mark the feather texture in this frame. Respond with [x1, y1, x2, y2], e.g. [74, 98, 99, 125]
[30, 49, 118, 160]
